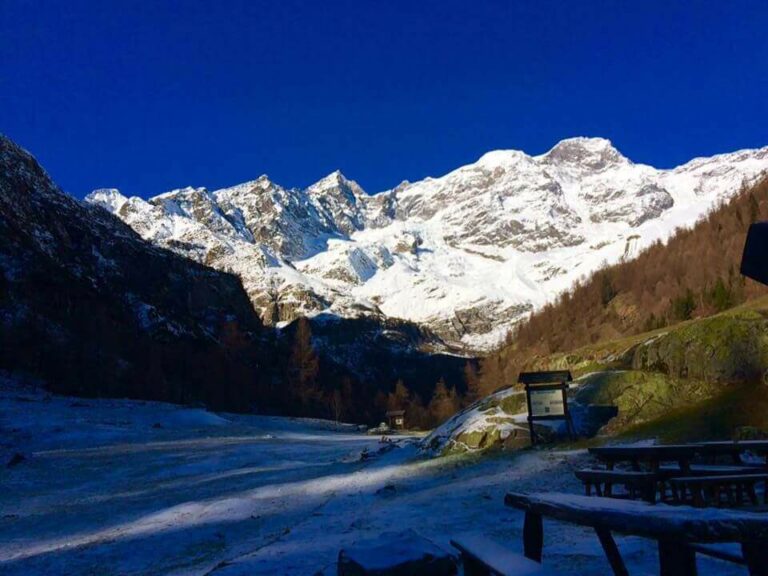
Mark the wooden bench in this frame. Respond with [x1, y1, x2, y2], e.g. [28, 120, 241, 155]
[668, 474, 768, 508]
[575, 469, 657, 503]
[450, 534, 562, 576]
[505, 491, 768, 576]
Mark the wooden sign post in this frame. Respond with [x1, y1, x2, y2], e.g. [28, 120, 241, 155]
[519, 370, 575, 445]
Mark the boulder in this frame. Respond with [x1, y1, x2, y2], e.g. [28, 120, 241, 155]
[6, 452, 25, 467]
[338, 530, 456, 576]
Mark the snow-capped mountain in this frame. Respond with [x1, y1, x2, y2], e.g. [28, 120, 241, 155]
[87, 137, 768, 350]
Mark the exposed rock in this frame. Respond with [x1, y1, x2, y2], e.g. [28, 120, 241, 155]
[338, 529, 456, 576]
[86, 138, 768, 352]
[630, 310, 768, 383]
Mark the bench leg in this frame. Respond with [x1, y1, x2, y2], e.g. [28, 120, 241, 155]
[643, 483, 656, 504]
[462, 554, 493, 576]
[746, 481, 759, 506]
[743, 542, 768, 576]
[658, 540, 697, 576]
[595, 528, 629, 576]
[737, 482, 747, 506]
[523, 511, 543, 563]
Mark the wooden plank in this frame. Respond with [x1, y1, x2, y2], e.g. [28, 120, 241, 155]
[575, 469, 657, 482]
[658, 464, 758, 478]
[518, 371, 572, 384]
[505, 492, 768, 542]
[451, 535, 562, 575]
[668, 473, 768, 484]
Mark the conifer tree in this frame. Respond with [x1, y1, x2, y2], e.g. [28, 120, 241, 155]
[387, 379, 410, 411]
[288, 317, 321, 413]
[428, 378, 459, 424]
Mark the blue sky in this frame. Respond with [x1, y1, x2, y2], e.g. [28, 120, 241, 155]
[2, 1, 768, 198]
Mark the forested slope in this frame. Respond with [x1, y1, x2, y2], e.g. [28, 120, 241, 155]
[478, 173, 768, 391]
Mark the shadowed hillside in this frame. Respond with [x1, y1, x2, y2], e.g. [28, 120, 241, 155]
[0, 136, 468, 423]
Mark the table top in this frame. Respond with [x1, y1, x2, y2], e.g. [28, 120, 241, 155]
[699, 440, 768, 452]
[505, 491, 768, 543]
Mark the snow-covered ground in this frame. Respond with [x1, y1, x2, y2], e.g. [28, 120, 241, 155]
[0, 384, 744, 575]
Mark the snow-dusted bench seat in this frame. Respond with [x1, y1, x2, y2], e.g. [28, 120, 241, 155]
[505, 491, 768, 576]
[337, 529, 456, 575]
[450, 534, 562, 576]
[668, 473, 768, 507]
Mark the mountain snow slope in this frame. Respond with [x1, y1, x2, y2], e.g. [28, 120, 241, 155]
[87, 138, 768, 351]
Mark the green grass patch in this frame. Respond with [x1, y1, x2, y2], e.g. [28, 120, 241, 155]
[618, 382, 768, 443]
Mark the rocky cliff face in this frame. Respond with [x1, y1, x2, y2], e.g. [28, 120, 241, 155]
[87, 138, 768, 351]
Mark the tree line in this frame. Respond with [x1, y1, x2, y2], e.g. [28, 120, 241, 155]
[270, 317, 482, 429]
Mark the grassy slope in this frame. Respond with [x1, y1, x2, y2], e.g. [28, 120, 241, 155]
[529, 295, 768, 442]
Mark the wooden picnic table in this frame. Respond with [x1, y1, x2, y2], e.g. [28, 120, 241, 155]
[505, 491, 768, 576]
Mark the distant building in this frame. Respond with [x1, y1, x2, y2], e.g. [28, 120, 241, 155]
[386, 410, 406, 430]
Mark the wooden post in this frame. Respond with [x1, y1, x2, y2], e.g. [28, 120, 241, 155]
[524, 383, 536, 445]
[561, 382, 576, 440]
[658, 540, 697, 576]
[523, 511, 543, 562]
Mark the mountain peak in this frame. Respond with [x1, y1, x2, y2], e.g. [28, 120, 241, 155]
[476, 149, 530, 167]
[310, 169, 351, 188]
[86, 188, 129, 212]
[542, 136, 627, 169]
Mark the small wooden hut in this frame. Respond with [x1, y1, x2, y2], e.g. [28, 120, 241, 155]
[385, 409, 406, 430]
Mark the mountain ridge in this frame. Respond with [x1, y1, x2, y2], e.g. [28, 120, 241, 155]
[86, 137, 768, 350]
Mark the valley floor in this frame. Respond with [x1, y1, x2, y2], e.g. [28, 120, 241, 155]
[0, 382, 745, 575]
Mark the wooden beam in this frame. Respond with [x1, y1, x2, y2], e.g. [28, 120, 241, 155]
[595, 528, 629, 576]
[518, 371, 572, 384]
